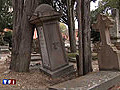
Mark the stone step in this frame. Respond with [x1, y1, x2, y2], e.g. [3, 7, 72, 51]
[31, 53, 41, 61]
[0, 46, 9, 49]
[31, 56, 41, 61]
[31, 53, 41, 56]
[30, 61, 41, 67]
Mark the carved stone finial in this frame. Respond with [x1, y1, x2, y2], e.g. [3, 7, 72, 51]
[92, 14, 115, 31]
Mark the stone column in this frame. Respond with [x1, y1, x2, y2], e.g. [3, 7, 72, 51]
[110, 8, 120, 43]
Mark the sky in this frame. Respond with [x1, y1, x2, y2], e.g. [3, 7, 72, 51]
[75, 0, 100, 29]
[90, 0, 100, 11]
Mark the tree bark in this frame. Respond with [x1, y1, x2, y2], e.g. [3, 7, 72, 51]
[67, 0, 76, 53]
[83, 0, 92, 74]
[76, 0, 83, 76]
[77, 0, 92, 76]
[10, 0, 39, 72]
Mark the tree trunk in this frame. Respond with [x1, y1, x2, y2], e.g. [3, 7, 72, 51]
[67, 0, 76, 53]
[76, 0, 83, 76]
[10, 0, 39, 72]
[77, 0, 92, 76]
[83, 0, 92, 74]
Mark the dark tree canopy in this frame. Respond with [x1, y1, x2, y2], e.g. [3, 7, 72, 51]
[0, 0, 98, 32]
[0, 0, 13, 32]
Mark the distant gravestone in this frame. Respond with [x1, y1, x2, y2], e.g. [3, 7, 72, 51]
[110, 8, 120, 43]
[30, 4, 74, 77]
[0, 46, 9, 54]
[92, 14, 120, 70]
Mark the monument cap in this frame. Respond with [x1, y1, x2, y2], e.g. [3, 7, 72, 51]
[30, 4, 62, 24]
[34, 4, 61, 18]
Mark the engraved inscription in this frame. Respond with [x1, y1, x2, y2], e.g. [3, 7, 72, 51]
[37, 26, 50, 68]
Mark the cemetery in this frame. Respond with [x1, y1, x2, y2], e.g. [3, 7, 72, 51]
[0, 0, 120, 90]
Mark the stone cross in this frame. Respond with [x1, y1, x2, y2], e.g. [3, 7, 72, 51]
[92, 14, 120, 71]
[92, 14, 114, 46]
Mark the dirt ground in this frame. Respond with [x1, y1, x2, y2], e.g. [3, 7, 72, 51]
[0, 54, 118, 90]
[0, 55, 79, 89]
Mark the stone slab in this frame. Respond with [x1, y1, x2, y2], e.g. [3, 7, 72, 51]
[31, 56, 41, 61]
[40, 64, 75, 78]
[0, 46, 9, 49]
[31, 54, 41, 61]
[50, 71, 120, 90]
[31, 53, 41, 56]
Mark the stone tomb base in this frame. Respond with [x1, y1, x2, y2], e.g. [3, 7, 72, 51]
[39, 64, 75, 78]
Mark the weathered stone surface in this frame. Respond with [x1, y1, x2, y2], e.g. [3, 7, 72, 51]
[40, 63, 75, 78]
[31, 53, 41, 61]
[30, 4, 74, 77]
[0, 46, 10, 54]
[50, 71, 120, 90]
[110, 8, 120, 43]
[92, 14, 120, 70]
[30, 4, 61, 25]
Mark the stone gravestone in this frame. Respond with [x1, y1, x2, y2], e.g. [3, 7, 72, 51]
[110, 8, 120, 43]
[0, 46, 9, 54]
[92, 14, 120, 70]
[29, 4, 74, 77]
[110, 8, 120, 50]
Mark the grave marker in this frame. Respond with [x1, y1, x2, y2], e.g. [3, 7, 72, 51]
[30, 4, 74, 77]
[92, 14, 120, 70]
[110, 8, 120, 43]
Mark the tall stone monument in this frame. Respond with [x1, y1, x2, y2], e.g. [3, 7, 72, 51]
[92, 14, 120, 70]
[110, 8, 120, 43]
[29, 4, 74, 77]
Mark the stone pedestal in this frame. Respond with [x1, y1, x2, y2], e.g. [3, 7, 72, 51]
[30, 4, 74, 77]
[40, 63, 74, 78]
[98, 45, 120, 70]
[92, 14, 120, 70]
